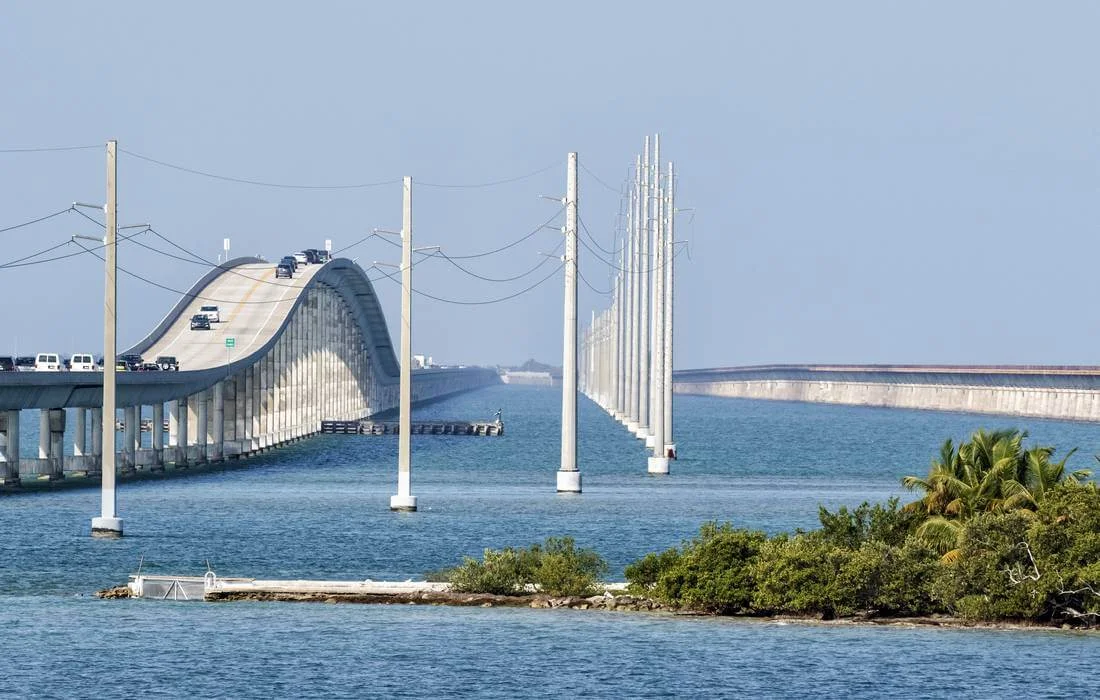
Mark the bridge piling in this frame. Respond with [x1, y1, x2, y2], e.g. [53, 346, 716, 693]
[0, 411, 19, 486]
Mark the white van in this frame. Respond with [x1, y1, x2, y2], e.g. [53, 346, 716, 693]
[34, 352, 62, 371]
[200, 305, 221, 323]
[70, 353, 96, 371]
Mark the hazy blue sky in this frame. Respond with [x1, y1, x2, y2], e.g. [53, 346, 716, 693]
[1, 1, 1097, 368]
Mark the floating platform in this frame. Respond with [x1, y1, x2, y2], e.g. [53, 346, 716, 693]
[320, 419, 503, 436]
[127, 573, 450, 601]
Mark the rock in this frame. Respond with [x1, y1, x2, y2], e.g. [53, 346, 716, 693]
[96, 586, 132, 599]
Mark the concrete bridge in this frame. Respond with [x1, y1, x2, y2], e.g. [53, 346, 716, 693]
[0, 257, 498, 486]
[674, 364, 1100, 423]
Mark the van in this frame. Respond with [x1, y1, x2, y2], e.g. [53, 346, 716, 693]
[200, 305, 221, 323]
[0, 356, 14, 371]
[34, 353, 62, 371]
[69, 353, 96, 371]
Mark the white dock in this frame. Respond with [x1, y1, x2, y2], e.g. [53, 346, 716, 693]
[128, 573, 451, 601]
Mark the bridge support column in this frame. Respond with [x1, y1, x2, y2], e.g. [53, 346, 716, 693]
[151, 402, 164, 470]
[234, 373, 246, 455]
[211, 382, 224, 461]
[196, 390, 209, 462]
[122, 406, 137, 473]
[175, 399, 189, 467]
[0, 411, 20, 486]
[37, 409, 64, 480]
[90, 408, 102, 475]
[74, 408, 86, 457]
[249, 363, 260, 451]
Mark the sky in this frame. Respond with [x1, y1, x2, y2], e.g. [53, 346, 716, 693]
[1, 1, 1097, 369]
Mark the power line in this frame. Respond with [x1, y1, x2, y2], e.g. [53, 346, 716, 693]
[0, 144, 100, 153]
[577, 214, 621, 256]
[440, 207, 564, 260]
[579, 162, 626, 194]
[577, 266, 612, 296]
[429, 240, 564, 283]
[370, 260, 564, 306]
[120, 148, 401, 190]
[0, 207, 75, 234]
[419, 163, 558, 189]
[0, 225, 149, 269]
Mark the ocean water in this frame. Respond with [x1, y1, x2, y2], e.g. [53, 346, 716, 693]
[3, 386, 1099, 698]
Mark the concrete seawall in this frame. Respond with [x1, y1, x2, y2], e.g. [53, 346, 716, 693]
[673, 365, 1100, 422]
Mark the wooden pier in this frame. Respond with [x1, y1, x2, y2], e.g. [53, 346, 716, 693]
[320, 419, 503, 436]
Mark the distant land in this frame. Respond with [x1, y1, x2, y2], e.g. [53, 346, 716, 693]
[499, 359, 561, 386]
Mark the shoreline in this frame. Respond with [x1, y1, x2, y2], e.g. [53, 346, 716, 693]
[95, 584, 1097, 633]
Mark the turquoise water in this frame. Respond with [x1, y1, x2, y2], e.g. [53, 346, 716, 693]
[3, 386, 1099, 697]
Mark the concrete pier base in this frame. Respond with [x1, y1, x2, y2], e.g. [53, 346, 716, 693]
[645, 434, 657, 448]
[556, 469, 582, 493]
[634, 427, 649, 440]
[389, 494, 417, 512]
[91, 516, 123, 538]
[626, 421, 638, 432]
[647, 456, 670, 475]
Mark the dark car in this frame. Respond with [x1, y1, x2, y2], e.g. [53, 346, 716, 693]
[140, 362, 161, 372]
[118, 353, 144, 371]
[156, 355, 179, 371]
[275, 262, 293, 279]
[15, 356, 35, 371]
[302, 249, 321, 264]
[190, 314, 211, 331]
[280, 255, 300, 270]
[0, 356, 14, 371]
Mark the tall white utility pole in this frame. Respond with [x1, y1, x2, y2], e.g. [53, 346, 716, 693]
[647, 134, 662, 450]
[627, 155, 641, 434]
[649, 139, 669, 473]
[616, 250, 625, 419]
[663, 161, 676, 457]
[557, 152, 581, 493]
[92, 140, 122, 537]
[635, 138, 651, 440]
[390, 176, 417, 511]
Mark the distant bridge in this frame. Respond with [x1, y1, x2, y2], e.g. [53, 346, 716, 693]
[0, 257, 498, 485]
[674, 364, 1100, 422]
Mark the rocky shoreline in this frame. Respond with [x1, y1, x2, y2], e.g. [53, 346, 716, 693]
[94, 584, 1095, 631]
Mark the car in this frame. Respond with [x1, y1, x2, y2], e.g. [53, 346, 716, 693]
[118, 353, 144, 371]
[15, 356, 35, 371]
[190, 314, 211, 331]
[293, 252, 308, 266]
[140, 362, 161, 372]
[280, 255, 299, 270]
[115, 360, 128, 372]
[69, 353, 96, 371]
[0, 356, 14, 372]
[199, 305, 221, 323]
[156, 356, 179, 371]
[275, 262, 293, 279]
[34, 353, 62, 371]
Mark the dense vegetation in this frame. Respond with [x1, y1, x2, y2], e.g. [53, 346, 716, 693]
[444, 430, 1100, 626]
[624, 429, 1099, 624]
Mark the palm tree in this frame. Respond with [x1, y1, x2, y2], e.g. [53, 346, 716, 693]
[902, 429, 1089, 559]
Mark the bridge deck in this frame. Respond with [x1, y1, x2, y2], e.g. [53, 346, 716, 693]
[140, 262, 323, 371]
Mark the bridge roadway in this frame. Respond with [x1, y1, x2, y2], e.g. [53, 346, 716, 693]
[140, 261, 322, 372]
[673, 364, 1100, 422]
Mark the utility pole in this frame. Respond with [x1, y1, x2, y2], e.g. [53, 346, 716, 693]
[636, 138, 650, 440]
[390, 176, 417, 511]
[91, 140, 122, 537]
[649, 137, 668, 473]
[557, 152, 581, 493]
[647, 134, 662, 450]
[663, 161, 676, 458]
[627, 155, 641, 434]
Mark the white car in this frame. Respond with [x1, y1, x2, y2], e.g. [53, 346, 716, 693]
[200, 305, 221, 323]
[293, 252, 308, 266]
[34, 352, 62, 371]
[69, 353, 96, 371]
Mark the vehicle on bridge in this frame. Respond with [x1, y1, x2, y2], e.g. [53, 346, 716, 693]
[34, 353, 62, 371]
[293, 252, 308, 267]
[0, 356, 13, 372]
[118, 353, 144, 372]
[140, 362, 161, 372]
[69, 353, 96, 372]
[199, 305, 221, 323]
[15, 356, 35, 371]
[275, 261, 293, 278]
[156, 355, 179, 371]
[280, 255, 300, 271]
[190, 314, 211, 331]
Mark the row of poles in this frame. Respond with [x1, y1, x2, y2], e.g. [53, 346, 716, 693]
[557, 135, 678, 493]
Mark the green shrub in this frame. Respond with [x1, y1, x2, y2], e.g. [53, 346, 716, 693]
[447, 537, 606, 597]
[817, 498, 921, 550]
[752, 534, 852, 617]
[835, 538, 942, 616]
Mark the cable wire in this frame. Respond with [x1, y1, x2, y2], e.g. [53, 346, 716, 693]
[437, 207, 564, 260]
[577, 214, 622, 256]
[577, 266, 612, 295]
[0, 207, 75, 234]
[120, 148, 401, 190]
[429, 239, 564, 283]
[418, 163, 558, 189]
[370, 260, 564, 306]
[0, 144, 100, 153]
[579, 162, 626, 194]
